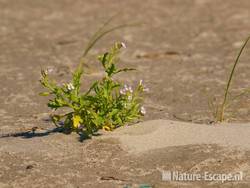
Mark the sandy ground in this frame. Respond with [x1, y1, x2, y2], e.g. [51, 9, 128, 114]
[104, 120, 250, 153]
[1, 0, 250, 187]
[0, 120, 250, 187]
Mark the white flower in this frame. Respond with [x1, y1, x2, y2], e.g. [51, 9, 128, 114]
[128, 95, 132, 101]
[67, 83, 75, 91]
[124, 84, 128, 90]
[119, 88, 126, 95]
[140, 106, 146, 115]
[121, 42, 126, 49]
[128, 86, 133, 93]
[120, 84, 133, 94]
[139, 79, 143, 86]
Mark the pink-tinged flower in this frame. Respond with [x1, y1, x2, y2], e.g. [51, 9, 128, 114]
[140, 106, 146, 115]
[124, 84, 128, 90]
[119, 88, 126, 95]
[121, 84, 133, 94]
[47, 67, 54, 73]
[128, 86, 133, 93]
[44, 67, 54, 75]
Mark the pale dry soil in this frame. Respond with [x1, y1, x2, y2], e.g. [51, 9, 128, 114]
[1, 0, 250, 187]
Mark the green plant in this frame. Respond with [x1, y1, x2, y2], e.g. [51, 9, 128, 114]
[40, 42, 147, 136]
[212, 36, 250, 122]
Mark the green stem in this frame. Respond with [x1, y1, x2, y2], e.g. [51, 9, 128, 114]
[78, 23, 141, 69]
[219, 36, 250, 122]
[81, 13, 119, 59]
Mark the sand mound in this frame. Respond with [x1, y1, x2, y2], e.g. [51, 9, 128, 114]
[102, 120, 250, 153]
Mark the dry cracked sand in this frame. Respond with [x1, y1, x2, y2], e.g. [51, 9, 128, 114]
[1, 0, 250, 187]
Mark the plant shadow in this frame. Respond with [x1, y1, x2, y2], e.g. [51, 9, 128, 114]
[0, 127, 102, 142]
[0, 117, 103, 142]
[0, 126, 102, 143]
[0, 127, 64, 139]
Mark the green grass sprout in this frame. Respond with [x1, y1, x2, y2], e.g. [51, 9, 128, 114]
[216, 36, 250, 122]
